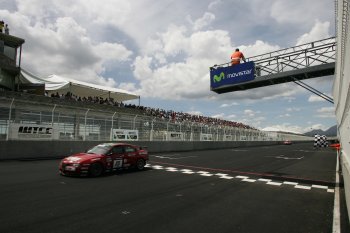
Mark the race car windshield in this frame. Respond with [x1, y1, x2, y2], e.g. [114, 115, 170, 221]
[87, 145, 111, 155]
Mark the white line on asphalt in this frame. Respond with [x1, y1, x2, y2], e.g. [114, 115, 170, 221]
[295, 185, 312, 190]
[166, 167, 178, 172]
[197, 171, 213, 176]
[258, 178, 272, 182]
[267, 181, 282, 186]
[242, 178, 256, 183]
[311, 184, 328, 190]
[215, 173, 229, 176]
[219, 176, 234, 180]
[283, 181, 298, 185]
[181, 169, 195, 174]
[236, 175, 249, 179]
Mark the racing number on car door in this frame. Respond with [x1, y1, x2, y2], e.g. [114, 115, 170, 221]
[113, 159, 123, 168]
[111, 146, 124, 169]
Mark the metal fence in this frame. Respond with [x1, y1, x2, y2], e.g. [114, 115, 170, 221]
[0, 95, 313, 142]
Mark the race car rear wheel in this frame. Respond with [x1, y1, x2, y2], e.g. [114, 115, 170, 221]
[136, 159, 145, 171]
[89, 163, 103, 177]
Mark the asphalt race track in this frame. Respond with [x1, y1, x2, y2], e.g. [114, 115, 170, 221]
[0, 143, 340, 233]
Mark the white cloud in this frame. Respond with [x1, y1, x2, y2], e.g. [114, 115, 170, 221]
[244, 110, 254, 117]
[220, 102, 239, 108]
[262, 124, 303, 134]
[317, 107, 334, 113]
[278, 113, 291, 118]
[208, 0, 222, 10]
[308, 93, 333, 103]
[192, 12, 216, 31]
[239, 40, 280, 58]
[316, 107, 335, 118]
[133, 27, 233, 99]
[286, 107, 301, 112]
[187, 110, 203, 116]
[2, 8, 134, 86]
[211, 113, 225, 119]
[270, 1, 332, 26]
[296, 21, 331, 45]
[307, 124, 327, 131]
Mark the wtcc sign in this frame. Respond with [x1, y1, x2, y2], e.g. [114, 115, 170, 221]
[210, 61, 255, 91]
[8, 123, 59, 140]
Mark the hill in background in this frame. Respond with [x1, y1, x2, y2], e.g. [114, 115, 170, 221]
[304, 125, 337, 137]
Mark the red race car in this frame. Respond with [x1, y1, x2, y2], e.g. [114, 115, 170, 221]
[283, 140, 292, 145]
[59, 143, 149, 177]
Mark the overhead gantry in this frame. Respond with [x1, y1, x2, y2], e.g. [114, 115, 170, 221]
[210, 37, 336, 102]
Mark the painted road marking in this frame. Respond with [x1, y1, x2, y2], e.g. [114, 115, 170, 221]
[166, 167, 178, 172]
[243, 178, 256, 183]
[236, 175, 249, 179]
[295, 185, 312, 190]
[181, 169, 195, 174]
[312, 184, 328, 190]
[267, 181, 282, 186]
[215, 173, 234, 179]
[258, 178, 272, 182]
[147, 164, 334, 193]
[283, 181, 299, 185]
[197, 171, 214, 177]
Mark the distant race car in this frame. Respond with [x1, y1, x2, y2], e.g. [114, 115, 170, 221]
[59, 143, 149, 177]
[283, 140, 292, 145]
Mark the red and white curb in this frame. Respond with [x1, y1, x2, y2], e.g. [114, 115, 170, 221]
[146, 164, 334, 193]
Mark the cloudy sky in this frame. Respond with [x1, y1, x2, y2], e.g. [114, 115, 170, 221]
[1, 0, 337, 133]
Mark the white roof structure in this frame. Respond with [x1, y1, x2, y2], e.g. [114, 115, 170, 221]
[19, 69, 139, 102]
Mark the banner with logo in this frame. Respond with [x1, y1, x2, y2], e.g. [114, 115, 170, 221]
[110, 129, 139, 141]
[210, 61, 255, 91]
[200, 133, 213, 141]
[9, 123, 59, 140]
[223, 135, 232, 141]
[166, 131, 184, 141]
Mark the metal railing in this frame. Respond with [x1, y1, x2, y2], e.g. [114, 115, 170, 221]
[212, 37, 336, 77]
[0, 95, 313, 142]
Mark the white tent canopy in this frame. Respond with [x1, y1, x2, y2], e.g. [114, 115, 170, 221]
[19, 69, 139, 102]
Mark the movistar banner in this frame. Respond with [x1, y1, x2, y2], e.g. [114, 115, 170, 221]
[210, 61, 255, 91]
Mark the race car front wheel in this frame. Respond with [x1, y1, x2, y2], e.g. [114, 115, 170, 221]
[89, 163, 103, 177]
[136, 159, 145, 171]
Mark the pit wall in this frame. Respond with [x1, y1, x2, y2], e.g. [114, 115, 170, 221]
[0, 140, 289, 160]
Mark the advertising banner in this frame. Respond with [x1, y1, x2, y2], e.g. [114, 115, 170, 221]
[166, 131, 184, 141]
[210, 61, 255, 91]
[200, 133, 213, 141]
[9, 123, 59, 140]
[110, 129, 139, 141]
[223, 135, 232, 141]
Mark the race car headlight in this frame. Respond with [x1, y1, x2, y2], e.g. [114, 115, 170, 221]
[72, 163, 81, 167]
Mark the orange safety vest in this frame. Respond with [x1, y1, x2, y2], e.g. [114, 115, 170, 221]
[231, 51, 244, 65]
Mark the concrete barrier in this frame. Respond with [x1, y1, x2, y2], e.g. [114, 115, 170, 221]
[0, 140, 283, 160]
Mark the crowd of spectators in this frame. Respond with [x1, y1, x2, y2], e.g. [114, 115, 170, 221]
[48, 91, 254, 129]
